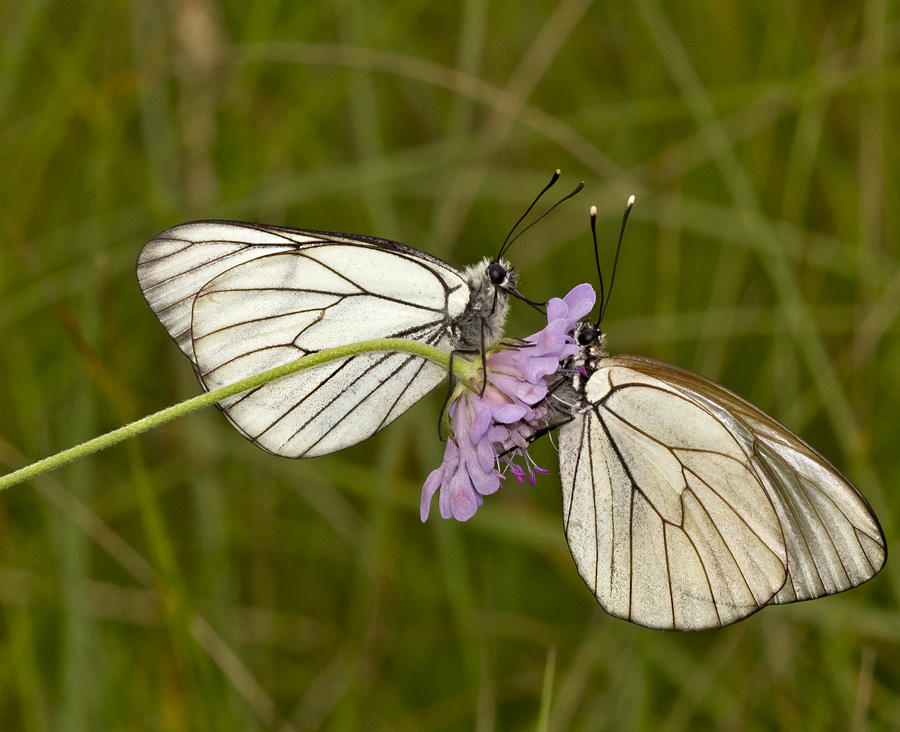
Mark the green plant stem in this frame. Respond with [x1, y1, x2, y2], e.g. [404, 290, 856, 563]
[0, 338, 465, 492]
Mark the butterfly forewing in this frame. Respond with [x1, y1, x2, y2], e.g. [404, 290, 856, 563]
[138, 221, 476, 457]
[137, 222, 328, 361]
[560, 353, 885, 630]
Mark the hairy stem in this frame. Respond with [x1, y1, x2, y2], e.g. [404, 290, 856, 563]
[0, 338, 464, 491]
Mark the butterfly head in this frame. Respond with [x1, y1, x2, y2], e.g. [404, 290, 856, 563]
[576, 322, 600, 347]
[561, 321, 608, 398]
[486, 257, 518, 293]
[455, 257, 519, 349]
[572, 321, 607, 360]
[462, 256, 518, 299]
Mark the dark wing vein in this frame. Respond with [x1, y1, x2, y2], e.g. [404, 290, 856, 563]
[144, 245, 259, 293]
[677, 502, 722, 626]
[294, 352, 427, 455]
[598, 398, 778, 556]
[600, 355, 886, 607]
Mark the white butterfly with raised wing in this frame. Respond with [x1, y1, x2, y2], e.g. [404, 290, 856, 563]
[137, 220, 520, 458]
[552, 204, 885, 631]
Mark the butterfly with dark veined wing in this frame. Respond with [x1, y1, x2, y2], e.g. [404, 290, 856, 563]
[549, 201, 886, 631]
[136, 172, 583, 459]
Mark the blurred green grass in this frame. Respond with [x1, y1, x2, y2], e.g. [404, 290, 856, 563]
[1, 0, 899, 729]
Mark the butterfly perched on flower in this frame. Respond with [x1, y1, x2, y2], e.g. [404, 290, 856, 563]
[550, 203, 886, 630]
[136, 172, 582, 459]
[422, 200, 886, 632]
[137, 220, 521, 458]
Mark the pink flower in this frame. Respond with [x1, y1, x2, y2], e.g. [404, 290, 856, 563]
[420, 284, 596, 521]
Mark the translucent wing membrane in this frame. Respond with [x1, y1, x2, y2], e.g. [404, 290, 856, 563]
[137, 221, 472, 457]
[559, 354, 885, 631]
[138, 221, 321, 361]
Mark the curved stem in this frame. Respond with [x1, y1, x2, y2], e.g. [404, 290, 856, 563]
[0, 338, 465, 491]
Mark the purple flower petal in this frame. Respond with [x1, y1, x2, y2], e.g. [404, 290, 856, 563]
[420, 467, 444, 521]
[419, 283, 596, 522]
[491, 403, 530, 423]
[563, 282, 597, 319]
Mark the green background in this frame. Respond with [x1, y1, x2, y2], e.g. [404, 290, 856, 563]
[0, 0, 898, 729]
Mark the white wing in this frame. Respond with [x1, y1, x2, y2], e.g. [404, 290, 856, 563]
[559, 355, 885, 631]
[137, 221, 472, 457]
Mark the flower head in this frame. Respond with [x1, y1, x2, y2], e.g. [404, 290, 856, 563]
[420, 283, 596, 521]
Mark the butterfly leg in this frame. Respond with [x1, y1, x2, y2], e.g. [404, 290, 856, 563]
[437, 351, 459, 441]
[478, 317, 488, 396]
[436, 336, 487, 439]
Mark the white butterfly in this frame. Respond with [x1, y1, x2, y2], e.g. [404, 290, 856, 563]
[137, 220, 519, 458]
[551, 205, 886, 631]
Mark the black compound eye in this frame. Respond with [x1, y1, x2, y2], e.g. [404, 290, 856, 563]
[488, 261, 507, 285]
[576, 325, 597, 346]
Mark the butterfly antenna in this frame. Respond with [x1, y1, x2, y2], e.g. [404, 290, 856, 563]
[497, 169, 561, 260]
[500, 180, 586, 259]
[598, 195, 635, 324]
[590, 206, 604, 326]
